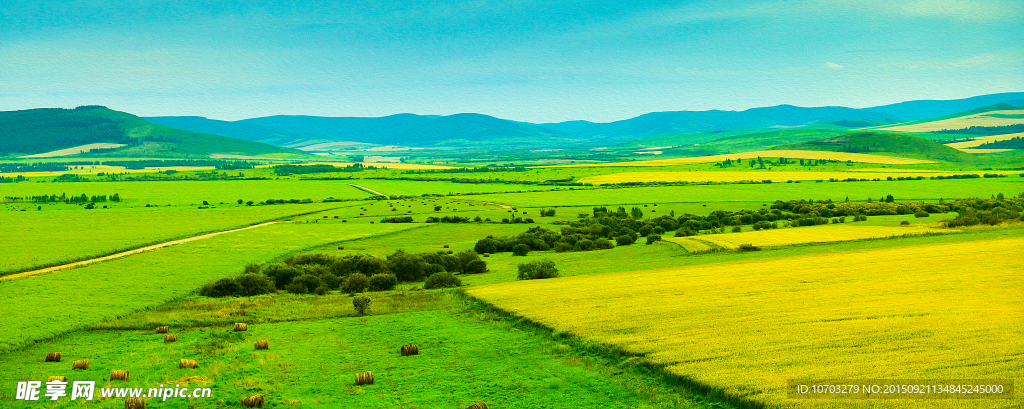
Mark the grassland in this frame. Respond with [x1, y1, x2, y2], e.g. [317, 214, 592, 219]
[466, 236, 1024, 408]
[0, 203, 359, 275]
[550, 150, 933, 167]
[877, 109, 1024, 133]
[667, 224, 950, 250]
[576, 169, 1022, 185]
[0, 222, 419, 351]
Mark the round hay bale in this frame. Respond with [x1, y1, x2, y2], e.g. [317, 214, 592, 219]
[178, 359, 198, 369]
[400, 344, 419, 356]
[337, 246, 345, 250]
[254, 340, 269, 350]
[446, 250, 453, 254]
[482, 253, 490, 257]
[45, 352, 61, 362]
[233, 323, 248, 332]
[125, 397, 147, 409]
[354, 371, 374, 385]
[466, 402, 489, 409]
[240, 394, 266, 408]
[334, 216, 339, 219]
[155, 326, 169, 333]
[323, 216, 328, 218]
[164, 334, 178, 343]
[71, 360, 89, 370]
[47, 376, 67, 382]
[443, 244, 450, 248]
[110, 369, 130, 381]
[343, 219, 348, 222]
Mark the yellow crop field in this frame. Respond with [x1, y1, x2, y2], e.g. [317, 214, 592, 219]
[467, 237, 1024, 409]
[668, 224, 949, 250]
[946, 132, 1024, 149]
[667, 237, 713, 252]
[577, 169, 1021, 184]
[547, 149, 933, 167]
[879, 110, 1024, 133]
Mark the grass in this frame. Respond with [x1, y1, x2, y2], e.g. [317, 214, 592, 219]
[549, 150, 934, 167]
[0, 202, 358, 275]
[0, 222, 419, 352]
[577, 169, 1021, 185]
[877, 109, 1024, 133]
[0, 291, 728, 409]
[467, 235, 1024, 409]
[666, 223, 952, 250]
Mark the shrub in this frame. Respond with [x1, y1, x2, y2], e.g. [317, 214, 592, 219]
[914, 211, 929, 218]
[368, 273, 398, 291]
[615, 235, 634, 245]
[463, 259, 488, 274]
[512, 243, 530, 256]
[731, 225, 742, 232]
[263, 263, 301, 289]
[343, 273, 370, 293]
[737, 243, 760, 251]
[900, 220, 911, 225]
[381, 216, 414, 223]
[243, 262, 261, 275]
[352, 295, 371, 316]
[199, 278, 243, 297]
[423, 272, 462, 289]
[234, 274, 276, 296]
[517, 260, 559, 280]
[314, 285, 329, 295]
[387, 250, 427, 281]
[645, 235, 662, 245]
[285, 274, 323, 294]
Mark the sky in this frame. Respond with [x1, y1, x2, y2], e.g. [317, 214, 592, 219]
[1, 0, 1021, 123]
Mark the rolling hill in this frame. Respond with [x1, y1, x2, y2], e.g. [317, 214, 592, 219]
[0, 106, 302, 158]
[774, 132, 976, 163]
[146, 92, 1024, 150]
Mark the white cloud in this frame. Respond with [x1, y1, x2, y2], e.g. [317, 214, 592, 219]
[824, 62, 845, 69]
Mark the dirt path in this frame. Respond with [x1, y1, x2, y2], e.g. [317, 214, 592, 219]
[346, 183, 387, 197]
[1, 221, 290, 282]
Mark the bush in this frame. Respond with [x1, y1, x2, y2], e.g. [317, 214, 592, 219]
[314, 285, 329, 295]
[263, 263, 301, 289]
[731, 225, 742, 232]
[914, 211, 929, 218]
[381, 216, 414, 223]
[645, 235, 662, 245]
[424, 272, 462, 289]
[368, 273, 398, 291]
[243, 262, 261, 275]
[353, 295, 371, 316]
[234, 273, 276, 296]
[463, 259, 488, 274]
[343, 273, 370, 293]
[737, 243, 760, 251]
[512, 243, 530, 256]
[199, 278, 243, 297]
[615, 235, 634, 245]
[387, 250, 427, 282]
[900, 220, 911, 225]
[517, 259, 559, 280]
[285, 274, 324, 294]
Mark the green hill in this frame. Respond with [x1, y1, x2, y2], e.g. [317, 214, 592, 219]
[0, 106, 302, 158]
[774, 132, 976, 163]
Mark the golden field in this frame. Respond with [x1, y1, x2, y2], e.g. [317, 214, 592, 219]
[945, 132, 1024, 150]
[668, 224, 949, 250]
[548, 149, 934, 167]
[879, 110, 1024, 133]
[467, 236, 1024, 408]
[577, 169, 1022, 185]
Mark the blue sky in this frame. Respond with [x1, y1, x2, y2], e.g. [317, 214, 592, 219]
[1, 0, 1021, 122]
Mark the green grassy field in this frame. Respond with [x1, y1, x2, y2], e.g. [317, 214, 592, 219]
[2, 161, 1021, 409]
[0, 203, 359, 275]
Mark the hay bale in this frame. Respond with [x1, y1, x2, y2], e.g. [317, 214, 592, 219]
[47, 376, 67, 382]
[343, 219, 348, 222]
[483, 253, 490, 257]
[233, 323, 248, 332]
[164, 334, 178, 343]
[125, 397, 147, 409]
[400, 344, 419, 356]
[443, 244, 450, 248]
[178, 359, 198, 369]
[71, 360, 89, 370]
[337, 246, 345, 250]
[240, 394, 265, 408]
[110, 370, 130, 381]
[447, 250, 453, 254]
[354, 371, 374, 385]
[466, 402, 489, 409]
[44, 352, 61, 362]
[155, 326, 169, 333]
[334, 216, 339, 219]
[254, 340, 269, 350]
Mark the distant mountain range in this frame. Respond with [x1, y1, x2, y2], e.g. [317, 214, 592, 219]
[146, 92, 1024, 150]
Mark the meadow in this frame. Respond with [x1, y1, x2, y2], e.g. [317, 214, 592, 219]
[577, 170, 1022, 184]
[466, 236, 1024, 409]
[667, 223, 951, 251]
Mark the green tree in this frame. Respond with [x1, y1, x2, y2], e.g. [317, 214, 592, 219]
[352, 295, 371, 315]
[517, 260, 558, 280]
